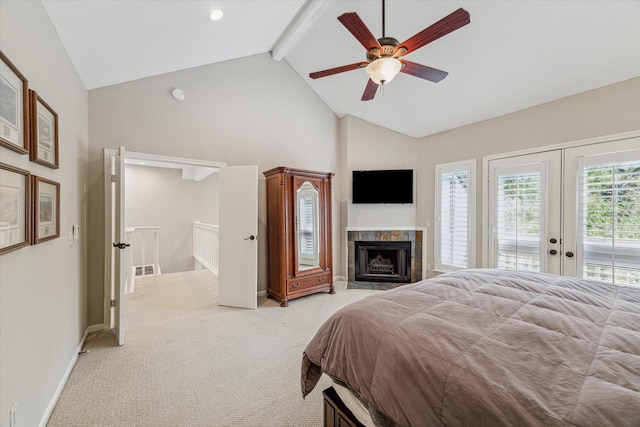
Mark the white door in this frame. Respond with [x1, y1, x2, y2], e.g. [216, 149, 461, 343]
[488, 151, 562, 274]
[104, 147, 127, 345]
[218, 165, 259, 309]
[563, 138, 640, 285]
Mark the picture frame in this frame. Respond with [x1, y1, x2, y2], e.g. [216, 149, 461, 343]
[0, 50, 29, 154]
[29, 90, 59, 169]
[31, 176, 60, 244]
[0, 162, 30, 254]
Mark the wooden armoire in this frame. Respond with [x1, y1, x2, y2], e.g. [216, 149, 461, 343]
[264, 167, 334, 307]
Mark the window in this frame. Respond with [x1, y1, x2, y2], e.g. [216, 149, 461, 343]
[435, 160, 476, 271]
[495, 166, 544, 272]
[578, 153, 640, 286]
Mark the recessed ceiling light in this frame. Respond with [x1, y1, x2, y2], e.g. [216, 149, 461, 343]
[208, 9, 224, 21]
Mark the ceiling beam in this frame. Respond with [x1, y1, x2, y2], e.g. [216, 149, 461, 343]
[271, 0, 328, 61]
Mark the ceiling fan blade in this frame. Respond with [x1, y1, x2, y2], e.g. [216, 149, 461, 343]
[400, 61, 448, 83]
[361, 79, 378, 101]
[309, 62, 367, 79]
[396, 8, 470, 55]
[338, 12, 383, 51]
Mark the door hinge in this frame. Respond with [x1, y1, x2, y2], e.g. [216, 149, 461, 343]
[111, 174, 117, 183]
[110, 299, 116, 308]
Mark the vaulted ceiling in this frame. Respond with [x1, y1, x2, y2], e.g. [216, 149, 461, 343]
[42, 0, 640, 138]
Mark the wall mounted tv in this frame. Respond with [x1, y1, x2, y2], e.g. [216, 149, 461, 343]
[352, 169, 413, 204]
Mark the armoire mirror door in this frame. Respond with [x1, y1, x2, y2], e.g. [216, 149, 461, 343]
[296, 181, 320, 272]
[264, 166, 334, 307]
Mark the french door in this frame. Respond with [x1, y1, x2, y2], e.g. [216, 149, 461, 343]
[488, 151, 562, 274]
[487, 136, 640, 286]
[563, 138, 640, 286]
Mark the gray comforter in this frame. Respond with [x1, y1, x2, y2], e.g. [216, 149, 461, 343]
[301, 269, 640, 426]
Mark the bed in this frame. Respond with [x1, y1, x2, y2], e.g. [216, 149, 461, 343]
[301, 269, 640, 427]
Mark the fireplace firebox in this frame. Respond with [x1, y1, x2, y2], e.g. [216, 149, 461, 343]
[354, 241, 411, 283]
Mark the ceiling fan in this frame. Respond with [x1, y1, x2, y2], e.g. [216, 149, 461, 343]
[309, 0, 470, 101]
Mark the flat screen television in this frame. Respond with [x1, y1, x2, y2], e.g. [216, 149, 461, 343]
[352, 169, 413, 204]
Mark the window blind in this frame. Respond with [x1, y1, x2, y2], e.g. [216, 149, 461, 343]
[580, 159, 640, 287]
[495, 171, 542, 272]
[439, 170, 469, 268]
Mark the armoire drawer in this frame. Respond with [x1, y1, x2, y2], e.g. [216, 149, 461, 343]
[287, 272, 331, 293]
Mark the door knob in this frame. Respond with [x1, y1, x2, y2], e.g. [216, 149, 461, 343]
[244, 235, 257, 241]
[112, 242, 130, 249]
[565, 251, 574, 258]
[549, 249, 558, 255]
[549, 238, 558, 244]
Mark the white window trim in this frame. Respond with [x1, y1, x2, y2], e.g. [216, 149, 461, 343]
[434, 159, 477, 272]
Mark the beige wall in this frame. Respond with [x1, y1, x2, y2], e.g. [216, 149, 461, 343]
[87, 53, 339, 325]
[125, 165, 219, 274]
[0, 1, 89, 426]
[416, 77, 640, 271]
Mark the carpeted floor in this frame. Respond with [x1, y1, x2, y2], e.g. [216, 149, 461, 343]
[47, 269, 378, 427]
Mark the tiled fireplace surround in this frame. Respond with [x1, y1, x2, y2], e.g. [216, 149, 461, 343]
[347, 228, 425, 284]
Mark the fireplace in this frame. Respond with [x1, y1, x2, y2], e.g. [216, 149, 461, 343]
[354, 241, 411, 283]
[347, 228, 424, 286]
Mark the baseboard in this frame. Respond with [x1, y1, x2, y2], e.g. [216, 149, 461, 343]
[86, 323, 105, 334]
[334, 275, 347, 282]
[39, 325, 96, 427]
[257, 289, 267, 297]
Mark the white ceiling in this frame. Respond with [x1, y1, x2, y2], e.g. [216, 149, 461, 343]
[42, 0, 640, 138]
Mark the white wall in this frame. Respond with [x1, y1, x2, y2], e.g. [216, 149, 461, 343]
[87, 53, 339, 325]
[125, 165, 218, 274]
[0, 2, 89, 426]
[416, 77, 640, 272]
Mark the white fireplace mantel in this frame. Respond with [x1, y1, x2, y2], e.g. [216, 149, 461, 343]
[346, 226, 427, 232]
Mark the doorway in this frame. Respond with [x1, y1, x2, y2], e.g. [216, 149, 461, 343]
[484, 133, 640, 286]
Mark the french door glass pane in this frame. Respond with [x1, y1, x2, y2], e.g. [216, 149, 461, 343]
[496, 172, 542, 271]
[580, 159, 640, 287]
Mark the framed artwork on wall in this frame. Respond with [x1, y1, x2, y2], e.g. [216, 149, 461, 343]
[31, 176, 60, 243]
[0, 162, 30, 254]
[29, 90, 59, 169]
[0, 50, 29, 154]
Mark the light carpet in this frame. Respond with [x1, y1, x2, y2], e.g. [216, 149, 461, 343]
[47, 269, 378, 427]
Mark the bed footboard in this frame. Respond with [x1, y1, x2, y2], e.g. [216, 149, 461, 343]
[323, 387, 366, 427]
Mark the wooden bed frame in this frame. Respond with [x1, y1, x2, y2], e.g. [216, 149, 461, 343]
[323, 387, 366, 427]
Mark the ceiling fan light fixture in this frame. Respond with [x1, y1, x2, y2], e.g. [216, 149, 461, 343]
[365, 57, 401, 85]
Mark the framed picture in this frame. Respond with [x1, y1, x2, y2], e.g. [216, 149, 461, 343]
[0, 50, 29, 154]
[0, 162, 30, 254]
[32, 176, 60, 243]
[30, 90, 58, 169]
